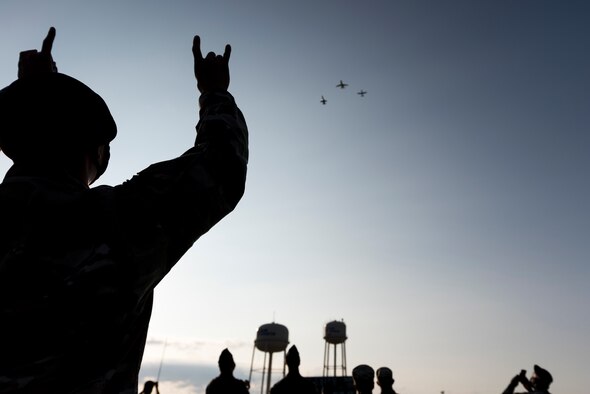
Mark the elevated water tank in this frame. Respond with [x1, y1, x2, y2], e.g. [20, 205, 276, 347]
[324, 320, 347, 344]
[255, 323, 289, 353]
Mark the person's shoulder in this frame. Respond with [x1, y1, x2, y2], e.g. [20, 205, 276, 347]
[206, 376, 222, 386]
[223, 377, 248, 394]
[270, 378, 288, 393]
[231, 377, 249, 387]
[205, 376, 222, 393]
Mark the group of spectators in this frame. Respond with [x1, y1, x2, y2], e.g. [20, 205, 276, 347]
[141, 348, 553, 394]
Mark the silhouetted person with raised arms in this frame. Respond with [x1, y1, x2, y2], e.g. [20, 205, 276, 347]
[376, 367, 397, 394]
[270, 345, 318, 394]
[502, 365, 553, 394]
[206, 348, 249, 394]
[140, 380, 160, 394]
[352, 364, 375, 394]
[0, 27, 248, 393]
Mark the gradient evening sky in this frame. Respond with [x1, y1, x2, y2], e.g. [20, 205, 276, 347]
[1, 1, 589, 394]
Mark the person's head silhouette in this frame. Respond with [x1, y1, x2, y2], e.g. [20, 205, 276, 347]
[218, 348, 236, 375]
[376, 367, 394, 386]
[0, 29, 116, 186]
[352, 364, 374, 394]
[140, 380, 157, 394]
[286, 345, 300, 371]
[530, 365, 553, 391]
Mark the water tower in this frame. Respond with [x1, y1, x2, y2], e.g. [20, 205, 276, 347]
[323, 320, 347, 377]
[249, 322, 289, 394]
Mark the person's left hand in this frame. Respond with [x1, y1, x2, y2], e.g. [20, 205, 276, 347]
[18, 27, 58, 79]
[192, 35, 231, 94]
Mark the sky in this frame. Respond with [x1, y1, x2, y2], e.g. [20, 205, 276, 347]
[0, 1, 589, 393]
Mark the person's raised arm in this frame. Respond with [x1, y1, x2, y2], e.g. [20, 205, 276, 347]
[111, 34, 248, 290]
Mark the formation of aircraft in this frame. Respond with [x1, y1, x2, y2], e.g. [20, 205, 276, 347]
[320, 80, 367, 105]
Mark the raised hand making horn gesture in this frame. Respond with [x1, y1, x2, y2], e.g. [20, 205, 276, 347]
[192, 35, 231, 94]
[18, 26, 58, 79]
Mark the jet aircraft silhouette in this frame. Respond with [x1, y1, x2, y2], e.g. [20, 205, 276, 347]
[357, 90, 367, 97]
[320, 95, 327, 105]
[336, 80, 348, 89]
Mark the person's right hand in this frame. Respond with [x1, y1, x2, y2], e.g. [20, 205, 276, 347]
[192, 35, 231, 94]
[18, 27, 58, 79]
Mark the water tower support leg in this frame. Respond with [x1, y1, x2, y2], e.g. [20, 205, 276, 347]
[333, 343, 337, 377]
[261, 351, 267, 394]
[342, 342, 347, 376]
[249, 344, 256, 384]
[266, 352, 273, 394]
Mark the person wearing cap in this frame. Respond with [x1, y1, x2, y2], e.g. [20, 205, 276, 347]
[0, 28, 248, 394]
[376, 367, 398, 394]
[502, 365, 553, 394]
[206, 349, 249, 394]
[270, 345, 318, 394]
[352, 364, 375, 394]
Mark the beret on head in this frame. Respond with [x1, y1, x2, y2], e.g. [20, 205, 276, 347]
[286, 345, 300, 365]
[219, 348, 236, 369]
[0, 73, 116, 162]
[534, 365, 553, 385]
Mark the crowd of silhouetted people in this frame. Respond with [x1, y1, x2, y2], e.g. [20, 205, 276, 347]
[141, 346, 553, 394]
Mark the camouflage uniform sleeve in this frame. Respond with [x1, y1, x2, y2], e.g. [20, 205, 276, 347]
[501, 382, 521, 394]
[111, 91, 248, 293]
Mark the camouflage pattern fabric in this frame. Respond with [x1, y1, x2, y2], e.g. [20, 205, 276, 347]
[0, 91, 248, 394]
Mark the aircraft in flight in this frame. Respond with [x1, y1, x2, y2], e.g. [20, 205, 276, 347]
[336, 80, 348, 89]
[357, 90, 367, 97]
[320, 95, 327, 105]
